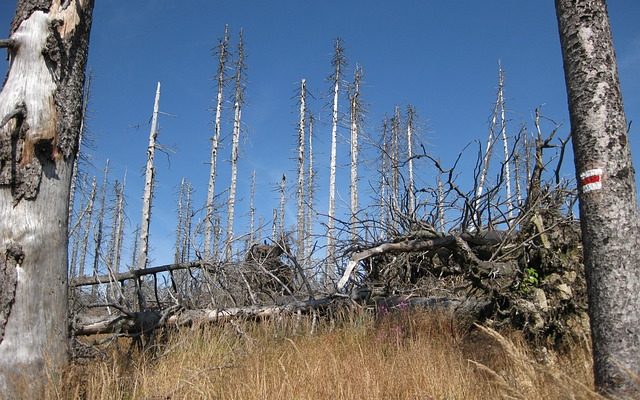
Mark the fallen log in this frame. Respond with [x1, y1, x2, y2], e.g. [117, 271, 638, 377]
[74, 295, 468, 336]
[72, 261, 205, 287]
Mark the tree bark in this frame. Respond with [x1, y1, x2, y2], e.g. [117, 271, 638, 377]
[225, 30, 245, 260]
[555, 1, 640, 397]
[326, 38, 344, 282]
[0, 1, 94, 396]
[297, 79, 306, 263]
[138, 82, 161, 270]
[204, 25, 229, 261]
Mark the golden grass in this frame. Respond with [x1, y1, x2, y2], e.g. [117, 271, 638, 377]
[45, 310, 602, 400]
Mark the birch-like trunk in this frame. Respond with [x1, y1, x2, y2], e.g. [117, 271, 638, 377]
[327, 38, 345, 280]
[175, 178, 186, 265]
[249, 170, 256, 245]
[91, 160, 109, 298]
[380, 118, 390, 232]
[112, 175, 125, 274]
[406, 105, 416, 215]
[306, 114, 315, 259]
[391, 106, 401, 221]
[79, 177, 97, 277]
[138, 82, 161, 270]
[225, 30, 245, 260]
[68, 73, 91, 224]
[497, 65, 513, 221]
[349, 66, 362, 241]
[0, 1, 94, 395]
[556, 1, 640, 397]
[204, 25, 229, 260]
[297, 79, 306, 261]
[279, 173, 286, 238]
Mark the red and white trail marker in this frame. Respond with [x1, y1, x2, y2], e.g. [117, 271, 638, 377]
[580, 168, 603, 193]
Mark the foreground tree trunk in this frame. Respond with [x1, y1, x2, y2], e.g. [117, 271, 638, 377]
[0, 1, 94, 396]
[556, 1, 640, 397]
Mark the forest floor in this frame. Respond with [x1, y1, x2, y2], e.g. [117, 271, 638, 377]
[45, 310, 603, 400]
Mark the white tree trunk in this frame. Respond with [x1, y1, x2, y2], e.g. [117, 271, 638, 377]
[91, 160, 109, 297]
[0, 1, 94, 396]
[225, 30, 245, 260]
[497, 65, 513, 221]
[327, 39, 344, 280]
[349, 66, 362, 241]
[407, 105, 416, 215]
[306, 114, 315, 260]
[138, 82, 161, 270]
[297, 79, 306, 262]
[279, 173, 286, 238]
[204, 25, 229, 260]
[79, 177, 97, 277]
[249, 169, 256, 245]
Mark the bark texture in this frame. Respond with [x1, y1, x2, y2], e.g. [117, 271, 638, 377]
[0, 0, 94, 396]
[556, 1, 640, 397]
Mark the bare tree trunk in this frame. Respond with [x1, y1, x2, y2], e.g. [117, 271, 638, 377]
[437, 173, 445, 232]
[91, 160, 109, 298]
[391, 106, 401, 221]
[138, 82, 161, 270]
[406, 105, 416, 216]
[279, 173, 286, 238]
[79, 177, 97, 277]
[476, 83, 500, 223]
[497, 65, 514, 221]
[175, 178, 186, 265]
[326, 38, 345, 281]
[297, 79, 306, 261]
[349, 66, 362, 241]
[68, 73, 91, 223]
[112, 174, 125, 274]
[225, 30, 245, 260]
[182, 181, 193, 263]
[306, 114, 315, 259]
[380, 117, 390, 233]
[556, 1, 640, 397]
[204, 25, 229, 261]
[249, 169, 256, 245]
[0, 1, 94, 395]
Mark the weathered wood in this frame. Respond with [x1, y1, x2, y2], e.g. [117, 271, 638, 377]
[74, 295, 464, 336]
[0, 1, 94, 396]
[73, 261, 205, 287]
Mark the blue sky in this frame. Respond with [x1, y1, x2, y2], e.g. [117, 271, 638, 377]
[1, 1, 639, 268]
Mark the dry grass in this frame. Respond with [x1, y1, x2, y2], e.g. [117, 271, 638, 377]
[45, 309, 602, 400]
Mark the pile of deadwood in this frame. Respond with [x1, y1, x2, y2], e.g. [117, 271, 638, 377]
[72, 200, 589, 352]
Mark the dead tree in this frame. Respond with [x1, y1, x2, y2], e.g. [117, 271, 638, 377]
[279, 173, 286, 238]
[68, 73, 92, 222]
[0, 1, 95, 396]
[326, 38, 345, 281]
[138, 82, 161, 270]
[556, 1, 640, 397]
[91, 160, 109, 297]
[78, 177, 97, 277]
[226, 29, 246, 260]
[297, 79, 306, 262]
[204, 25, 229, 261]
[306, 113, 316, 260]
[349, 66, 363, 241]
[406, 105, 416, 216]
[249, 169, 256, 245]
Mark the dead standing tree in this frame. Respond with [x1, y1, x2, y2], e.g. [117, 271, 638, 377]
[204, 25, 229, 261]
[0, 1, 95, 396]
[556, 0, 640, 397]
[225, 29, 246, 260]
[326, 38, 346, 283]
